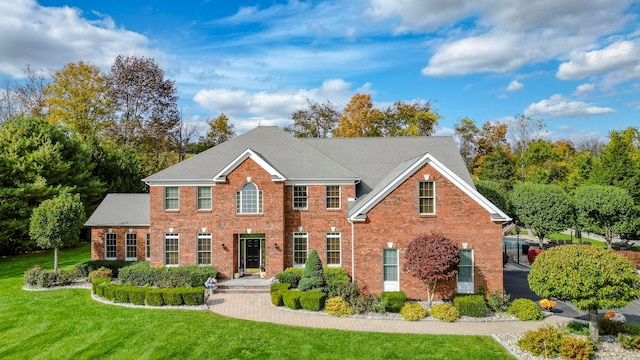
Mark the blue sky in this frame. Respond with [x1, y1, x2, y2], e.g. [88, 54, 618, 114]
[1, 0, 639, 143]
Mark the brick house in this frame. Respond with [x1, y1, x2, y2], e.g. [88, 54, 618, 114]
[85, 126, 510, 300]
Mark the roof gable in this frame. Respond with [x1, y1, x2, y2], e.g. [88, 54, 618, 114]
[213, 149, 286, 182]
[84, 193, 150, 227]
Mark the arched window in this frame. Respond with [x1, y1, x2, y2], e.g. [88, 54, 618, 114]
[236, 183, 263, 214]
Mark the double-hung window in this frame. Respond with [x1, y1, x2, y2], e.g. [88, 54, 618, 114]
[419, 181, 435, 215]
[165, 233, 179, 266]
[145, 233, 151, 261]
[236, 183, 263, 214]
[125, 233, 137, 261]
[326, 185, 340, 209]
[457, 249, 474, 293]
[293, 186, 307, 210]
[383, 248, 399, 291]
[326, 232, 341, 266]
[293, 232, 308, 267]
[105, 233, 117, 260]
[197, 233, 212, 265]
[197, 187, 212, 210]
[164, 187, 179, 210]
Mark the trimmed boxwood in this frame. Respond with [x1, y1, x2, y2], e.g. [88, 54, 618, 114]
[128, 287, 147, 305]
[300, 291, 327, 311]
[275, 268, 303, 288]
[145, 289, 164, 306]
[507, 298, 543, 321]
[282, 290, 303, 310]
[95, 281, 109, 298]
[453, 294, 488, 318]
[271, 290, 285, 306]
[118, 262, 218, 288]
[162, 288, 184, 306]
[270, 282, 291, 293]
[182, 287, 205, 305]
[381, 291, 406, 313]
[76, 260, 135, 278]
[114, 286, 131, 303]
[103, 284, 117, 301]
[92, 277, 111, 294]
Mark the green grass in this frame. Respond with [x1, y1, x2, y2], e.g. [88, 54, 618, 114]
[546, 233, 606, 248]
[0, 243, 514, 359]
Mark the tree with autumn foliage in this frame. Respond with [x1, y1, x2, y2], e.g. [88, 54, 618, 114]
[379, 100, 440, 137]
[404, 233, 459, 306]
[333, 93, 383, 137]
[285, 99, 339, 138]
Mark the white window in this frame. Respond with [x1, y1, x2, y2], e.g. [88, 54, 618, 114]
[197, 233, 212, 265]
[165, 187, 179, 210]
[105, 233, 117, 260]
[197, 187, 212, 210]
[293, 186, 307, 210]
[165, 233, 179, 266]
[419, 181, 435, 215]
[125, 233, 137, 261]
[236, 183, 263, 214]
[383, 248, 399, 291]
[326, 185, 340, 209]
[326, 232, 341, 266]
[457, 249, 474, 294]
[293, 232, 308, 267]
[145, 233, 151, 261]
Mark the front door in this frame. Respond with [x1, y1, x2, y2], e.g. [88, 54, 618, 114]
[246, 238, 261, 270]
[238, 235, 265, 274]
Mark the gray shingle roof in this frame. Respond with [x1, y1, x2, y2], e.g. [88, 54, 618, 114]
[84, 193, 150, 226]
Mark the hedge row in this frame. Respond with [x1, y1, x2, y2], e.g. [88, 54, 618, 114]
[381, 291, 406, 313]
[24, 267, 77, 288]
[93, 280, 205, 306]
[117, 261, 218, 288]
[76, 260, 136, 278]
[271, 289, 326, 311]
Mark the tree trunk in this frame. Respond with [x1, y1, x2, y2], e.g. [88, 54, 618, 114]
[588, 308, 599, 341]
[426, 281, 438, 307]
[54, 247, 59, 272]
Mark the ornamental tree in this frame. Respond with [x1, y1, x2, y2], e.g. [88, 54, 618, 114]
[298, 249, 326, 292]
[529, 245, 640, 340]
[404, 233, 459, 306]
[29, 193, 86, 271]
[510, 183, 573, 248]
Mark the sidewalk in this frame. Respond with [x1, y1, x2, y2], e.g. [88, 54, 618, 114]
[206, 292, 569, 335]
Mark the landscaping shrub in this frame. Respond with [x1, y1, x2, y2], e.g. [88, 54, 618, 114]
[91, 277, 111, 294]
[453, 294, 487, 317]
[325, 296, 354, 317]
[271, 290, 285, 306]
[400, 303, 428, 321]
[507, 298, 543, 321]
[145, 289, 164, 306]
[128, 287, 147, 305]
[324, 266, 351, 297]
[517, 325, 565, 357]
[527, 249, 543, 265]
[118, 262, 162, 286]
[95, 280, 110, 298]
[162, 288, 183, 306]
[430, 303, 459, 322]
[353, 293, 386, 314]
[559, 336, 596, 360]
[618, 333, 640, 350]
[486, 290, 511, 312]
[282, 290, 303, 310]
[270, 283, 290, 293]
[75, 260, 134, 278]
[331, 280, 360, 307]
[381, 291, 406, 313]
[103, 284, 117, 301]
[24, 267, 77, 288]
[182, 287, 205, 305]
[598, 318, 627, 335]
[87, 267, 113, 282]
[118, 262, 218, 288]
[298, 250, 326, 292]
[300, 291, 327, 311]
[114, 286, 131, 303]
[275, 268, 303, 288]
[619, 250, 640, 269]
[565, 321, 590, 336]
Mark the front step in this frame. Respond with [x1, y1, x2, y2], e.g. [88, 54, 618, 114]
[215, 278, 270, 293]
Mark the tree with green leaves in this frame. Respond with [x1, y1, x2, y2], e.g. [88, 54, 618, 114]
[591, 128, 640, 203]
[298, 249, 326, 292]
[29, 193, 86, 271]
[285, 99, 339, 138]
[574, 185, 636, 248]
[478, 146, 515, 189]
[0, 116, 103, 255]
[379, 100, 440, 137]
[510, 183, 573, 247]
[404, 233, 459, 306]
[475, 180, 512, 218]
[529, 245, 640, 340]
[454, 117, 479, 172]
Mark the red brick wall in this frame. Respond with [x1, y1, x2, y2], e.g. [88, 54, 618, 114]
[352, 163, 503, 300]
[90, 226, 150, 261]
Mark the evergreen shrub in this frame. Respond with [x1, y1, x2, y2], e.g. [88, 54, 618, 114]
[145, 289, 164, 306]
[486, 290, 511, 312]
[118, 262, 218, 288]
[282, 290, 303, 310]
[618, 333, 640, 350]
[507, 298, 543, 321]
[430, 303, 459, 322]
[95, 281, 110, 298]
[517, 325, 565, 357]
[271, 290, 285, 306]
[88, 267, 113, 282]
[559, 336, 596, 360]
[298, 250, 326, 292]
[24, 267, 77, 288]
[162, 288, 183, 306]
[75, 260, 134, 278]
[324, 266, 351, 296]
[270, 283, 290, 293]
[400, 303, 428, 321]
[300, 291, 327, 311]
[114, 286, 131, 303]
[91, 277, 111, 294]
[103, 284, 117, 301]
[275, 268, 303, 288]
[182, 287, 205, 305]
[325, 296, 354, 317]
[381, 291, 406, 313]
[128, 287, 147, 305]
[453, 294, 487, 317]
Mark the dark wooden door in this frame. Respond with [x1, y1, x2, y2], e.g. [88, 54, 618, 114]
[246, 238, 261, 269]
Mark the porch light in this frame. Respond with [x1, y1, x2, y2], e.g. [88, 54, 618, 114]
[247, 228, 252, 234]
[462, 243, 468, 249]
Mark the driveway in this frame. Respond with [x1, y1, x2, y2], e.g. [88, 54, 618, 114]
[503, 263, 640, 323]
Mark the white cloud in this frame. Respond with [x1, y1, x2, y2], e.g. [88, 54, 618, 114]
[0, 0, 158, 77]
[524, 94, 615, 118]
[193, 79, 357, 132]
[506, 80, 524, 92]
[557, 41, 640, 81]
[574, 83, 595, 96]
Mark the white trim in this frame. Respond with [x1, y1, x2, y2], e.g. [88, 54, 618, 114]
[326, 185, 341, 210]
[292, 232, 308, 268]
[326, 232, 341, 267]
[105, 233, 117, 260]
[125, 232, 138, 261]
[196, 186, 212, 210]
[284, 179, 358, 185]
[292, 185, 308, 210]
[418, 180, 436, 215]
[164, 233, 179, 266]
[383, 248, 400, 292]
[213, 149, 286, 182]
[457, 248, 474, 294]
[197, 233, 212, 266]
[144, 180, 217, 186]
[348, 153, 511, 223]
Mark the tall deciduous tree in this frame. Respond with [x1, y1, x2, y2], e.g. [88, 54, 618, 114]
[509, 114, 546, 158]
[475, 180, 512, 217]
[510, 183, 573, 247]
[333, 94, 383, 137]
[379, 100, 440, 137]
[591, 128, 640, 203]
[285, 99, 339, 138]
[0, 116, 103, 255]
[29, 193, 85, 271]
[574, 185, 636, 248]
[14, 65, 49, 118]
[529, 245, 640, 340]
[191, 114, 236, 154]
[477, 146, 515, 189]
[404, 233, 459, 306]
[454, 117, 479, 172]
[44, 61, 112, 141]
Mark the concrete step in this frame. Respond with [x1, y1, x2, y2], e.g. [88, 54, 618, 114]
[215, 278, 270, 293]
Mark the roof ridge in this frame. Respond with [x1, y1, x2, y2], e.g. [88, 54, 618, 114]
[293, 135, 360, 180]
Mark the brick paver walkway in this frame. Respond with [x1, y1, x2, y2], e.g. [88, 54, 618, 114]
[206, 292, 568, 335]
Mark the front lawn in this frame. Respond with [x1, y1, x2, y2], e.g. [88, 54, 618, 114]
[0, 243, 514, 359]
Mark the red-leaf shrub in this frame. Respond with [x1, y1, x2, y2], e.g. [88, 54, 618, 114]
[528, 249, 544, 264]
[619, 251, 640, 269]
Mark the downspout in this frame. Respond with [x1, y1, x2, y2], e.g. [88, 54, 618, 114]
[348, 217, 355, 282]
